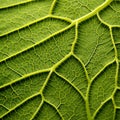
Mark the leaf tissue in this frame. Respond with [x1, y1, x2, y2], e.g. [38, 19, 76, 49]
[0, 0, 120, 120]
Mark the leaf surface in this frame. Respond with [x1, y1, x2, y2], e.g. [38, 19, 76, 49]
[0, 0, 120, 120]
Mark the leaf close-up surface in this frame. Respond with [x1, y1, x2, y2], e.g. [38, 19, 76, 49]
[0, 0, 120, 120]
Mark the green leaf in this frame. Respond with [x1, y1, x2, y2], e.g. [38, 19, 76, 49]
[0, 0, 120, 120]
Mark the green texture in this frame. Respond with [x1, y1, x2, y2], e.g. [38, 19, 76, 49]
[0, 0, 120, 120]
